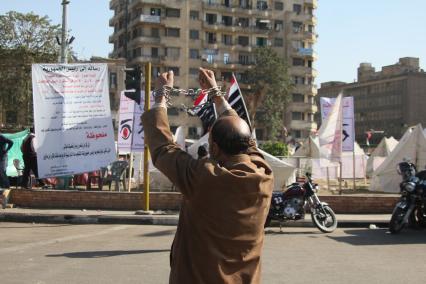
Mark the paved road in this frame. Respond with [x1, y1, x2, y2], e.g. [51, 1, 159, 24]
[0, 222, 425, 284]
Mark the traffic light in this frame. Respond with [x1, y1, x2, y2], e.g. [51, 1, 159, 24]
[124, 66, 141, 104]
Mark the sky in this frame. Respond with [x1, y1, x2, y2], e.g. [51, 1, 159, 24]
[1, 0, 426, 85]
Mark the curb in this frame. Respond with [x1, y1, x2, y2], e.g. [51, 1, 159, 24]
[0, 212, 390, 228]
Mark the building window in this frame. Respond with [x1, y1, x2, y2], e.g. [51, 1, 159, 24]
[292, 112, 304, 120]
[206, 13, 217, 25]
[239, 0, 250, 9]
[206, 32, 217, 44]
[189, 30, 199, 39]
[256, 37, 267, 47]
[166, 28, 180, 37]
[292, 22, 303, 33]
[222, 34, 232, 45]
[151, 66, 161, 78]
[189, 68, 199, 75]
[207, 54, 214, 64]
[236, 17, 249, 27]
[168, 67, 180, 76]
[274, 20, 283, 31]
[166, 47, 180, 58]
[223, 53, 230, 64]
[274, 37, 283, 47]
[166, 8, 180, 18]
[293, 4, 302, 14]
[292, 93, 304, 102]
[151, 28, 159, 38]
[294, 76, 305, 85]
[256, 1, 268, 10]
[189, 49, 199, 59]
[292, 58, 304, 66]
[190, 10, 199, 20]
[238, 36, 249, 46]
[222, 15, 233, 26]
[150, 8, 161, 16]
[293, 130, 302, 139]
[274, 1, 284, 10]
[239, 53, 250, 65]
[151, 47, 158, 58]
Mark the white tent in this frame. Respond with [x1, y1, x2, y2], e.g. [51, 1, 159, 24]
[366, 136, 398, 177]
[370, 124, 426, 192]
[292, 136, 366, 179]
[258, 149, 297, 191]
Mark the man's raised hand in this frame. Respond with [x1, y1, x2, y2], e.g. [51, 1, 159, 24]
[198, 67, 217, 90]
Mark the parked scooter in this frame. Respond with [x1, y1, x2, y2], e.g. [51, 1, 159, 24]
[389, 161, 426, 234]
[265, 173, 338, 233]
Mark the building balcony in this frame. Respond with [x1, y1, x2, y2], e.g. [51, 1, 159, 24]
[290, 66, 318, 78]
[163, 55, 181, 64]
[289, 120, 317, 130]
[130, 36, 162, 46]
[130, 14, 162, 26]
[131, 55, 164, 65]
[288, 31, 317, 42]
[294, 84, 318, 95]
[304, 0, 318, 9]
[129, 0, 165, 7]
[291, 47, 317, 59]
[288, 102, 318, 113]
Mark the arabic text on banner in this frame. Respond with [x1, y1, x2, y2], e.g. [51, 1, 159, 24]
[32, 63, 116, 178]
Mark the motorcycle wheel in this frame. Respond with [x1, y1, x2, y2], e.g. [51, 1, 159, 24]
[409, 208, 426, 229]
[389, 207, 406, 234]
[311, 205, 337, 233]
[264, 216, 272, 228]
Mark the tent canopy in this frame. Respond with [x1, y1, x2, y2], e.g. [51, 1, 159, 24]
[366, 136, 398, 177]
[370, 124, 426, 192]
[370, 136, 399, 157]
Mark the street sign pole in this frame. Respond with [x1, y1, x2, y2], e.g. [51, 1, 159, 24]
[143, 62, 151, 211]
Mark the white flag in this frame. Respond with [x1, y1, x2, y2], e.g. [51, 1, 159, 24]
[318, 93, 343, 162]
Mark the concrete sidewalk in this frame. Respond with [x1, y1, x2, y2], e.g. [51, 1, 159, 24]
[0, 208, 392, 228]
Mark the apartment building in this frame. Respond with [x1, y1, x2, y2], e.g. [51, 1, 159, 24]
[318, 57, 426, 144]
[108, 0, 318, 141]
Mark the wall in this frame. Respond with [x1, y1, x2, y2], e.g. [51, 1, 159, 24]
[9, 189, 399, 214]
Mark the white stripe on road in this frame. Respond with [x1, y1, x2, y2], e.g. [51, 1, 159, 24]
[0, 225, 132, 253]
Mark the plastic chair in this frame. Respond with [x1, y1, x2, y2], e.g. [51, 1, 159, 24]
[86, 167, 108, 191]
[103, 161, 129, 191]
[56, 175, 75, 190]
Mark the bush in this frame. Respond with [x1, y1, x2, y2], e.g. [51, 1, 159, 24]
[260, 141, 289, 157]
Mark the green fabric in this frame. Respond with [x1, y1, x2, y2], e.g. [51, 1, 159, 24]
[3, 129, 30, 177]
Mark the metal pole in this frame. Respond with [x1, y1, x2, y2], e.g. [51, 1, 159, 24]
[60, 0, 70, 63]
[143, 62, 151, 211]
[127, 152, 133, 192]
[352, 143, 356, 190]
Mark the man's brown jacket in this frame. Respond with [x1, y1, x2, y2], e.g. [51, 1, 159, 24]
[142, 107, 273, 284]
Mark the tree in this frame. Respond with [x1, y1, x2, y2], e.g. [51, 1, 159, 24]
[260, 141, 289, 157]
[0, 11, 60, 53]
[0, 11, 61, 127]
[244, 47, 292, 140]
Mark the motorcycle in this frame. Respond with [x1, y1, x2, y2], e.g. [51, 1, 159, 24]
[265, 173, 338, 233]
[389, 161, 426, 234]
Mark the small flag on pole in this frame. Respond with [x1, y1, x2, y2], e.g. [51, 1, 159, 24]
[227, 74, 252, 130]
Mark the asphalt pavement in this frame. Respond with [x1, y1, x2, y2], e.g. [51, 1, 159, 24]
[0, 223, 425, 284]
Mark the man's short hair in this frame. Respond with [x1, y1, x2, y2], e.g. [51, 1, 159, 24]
[211, 118, 251, 155]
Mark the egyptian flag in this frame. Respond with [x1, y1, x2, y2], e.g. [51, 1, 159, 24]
[193, 90, 217, 134]
[227, 74, 252, 130]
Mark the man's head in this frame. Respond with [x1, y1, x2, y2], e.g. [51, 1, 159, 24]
[209, 116, 251, 158]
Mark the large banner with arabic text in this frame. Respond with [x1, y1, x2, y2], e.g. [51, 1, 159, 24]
[32, 64, 116, 178]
